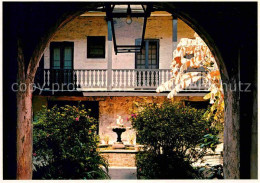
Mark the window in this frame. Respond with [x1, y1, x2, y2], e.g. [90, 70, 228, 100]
[87, 36, 105, 58]
[135, 39, 159, 69]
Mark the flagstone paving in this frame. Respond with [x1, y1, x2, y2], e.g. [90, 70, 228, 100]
[108, 167, 137, 179]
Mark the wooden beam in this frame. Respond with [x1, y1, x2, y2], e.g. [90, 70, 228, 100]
[82, 92, 207, 97]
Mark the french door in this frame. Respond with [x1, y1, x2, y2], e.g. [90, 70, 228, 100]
[135, 39, 159, 88]
[50, 42, 74, 88]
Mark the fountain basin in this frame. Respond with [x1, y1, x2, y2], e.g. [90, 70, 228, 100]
[112, 127, 126, 149]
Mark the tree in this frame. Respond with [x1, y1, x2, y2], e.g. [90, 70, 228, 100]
[156, 33, 224, 129]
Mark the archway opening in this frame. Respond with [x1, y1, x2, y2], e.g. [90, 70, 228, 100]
[32, 4, 227, 179]
[9, 2, 248, 180]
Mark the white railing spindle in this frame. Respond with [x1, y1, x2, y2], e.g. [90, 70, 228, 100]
[80, 70, 83, 87]
[128, 70, 131, 87]
[97, 70, 100, 86]
[115, 70, 118, 87]
[151, 71, 154, 87]
[101, 70, 104, 87]
[75, 70, 79, 87]
[155, 71, 159, 87]
[123, 70, 127, 88]
[83, 70, 87, 87]
[89, 70, 92, 87]
[132, 70, 135, 87]
[43, 70, 46, 86]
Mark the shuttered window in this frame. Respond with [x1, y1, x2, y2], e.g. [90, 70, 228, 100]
[87, 36, 106, 58]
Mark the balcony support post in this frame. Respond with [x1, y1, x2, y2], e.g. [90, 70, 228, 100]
[107, 20, 113, 90]
[172, 16, 178, 54]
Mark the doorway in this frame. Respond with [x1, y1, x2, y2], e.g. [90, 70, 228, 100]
[135, 39, 159, 88]
[50, 42, 74, 88]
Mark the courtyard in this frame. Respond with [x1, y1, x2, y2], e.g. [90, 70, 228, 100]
[3, 2, 257, 180]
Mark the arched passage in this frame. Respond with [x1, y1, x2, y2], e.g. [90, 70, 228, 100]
[3, 2, 257, 179]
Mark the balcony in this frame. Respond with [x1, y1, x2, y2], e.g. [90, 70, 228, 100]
[35, 69, 209, 94]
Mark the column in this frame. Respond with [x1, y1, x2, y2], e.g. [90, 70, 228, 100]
[107, 20, 113, 90]
[172, 16, 178, 52]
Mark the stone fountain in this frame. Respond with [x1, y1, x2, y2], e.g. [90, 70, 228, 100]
[112, 115, 128, 149]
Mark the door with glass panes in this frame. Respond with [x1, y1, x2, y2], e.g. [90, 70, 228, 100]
[50, 42, 74, 89]
[135, 39, 159, 88]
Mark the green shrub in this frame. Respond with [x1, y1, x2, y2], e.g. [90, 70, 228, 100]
[136, 151, 199, 179]
[33, 105, 109, 179]
[131, 102, 219, 179]
[197, 164, 224, 179]
[199, 134, 221, 152]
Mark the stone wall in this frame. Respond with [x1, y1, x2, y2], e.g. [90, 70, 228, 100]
[98, 96, 170, 144]
[100, 151, 137, 167]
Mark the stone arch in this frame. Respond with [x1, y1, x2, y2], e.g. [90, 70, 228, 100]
[30, 3, 236, 177]
[4, 2, 256, 179]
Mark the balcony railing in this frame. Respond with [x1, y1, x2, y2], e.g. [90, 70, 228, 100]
[35, 69, 209, 92]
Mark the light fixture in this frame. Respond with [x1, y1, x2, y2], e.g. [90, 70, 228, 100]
[105, 3, 152, 54]
[126, 5, 132, 24]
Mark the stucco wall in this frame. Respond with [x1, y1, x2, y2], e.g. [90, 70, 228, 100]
[43, 15, 195, 70]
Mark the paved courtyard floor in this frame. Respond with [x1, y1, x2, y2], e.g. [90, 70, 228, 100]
[108, 167, 137, 179]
